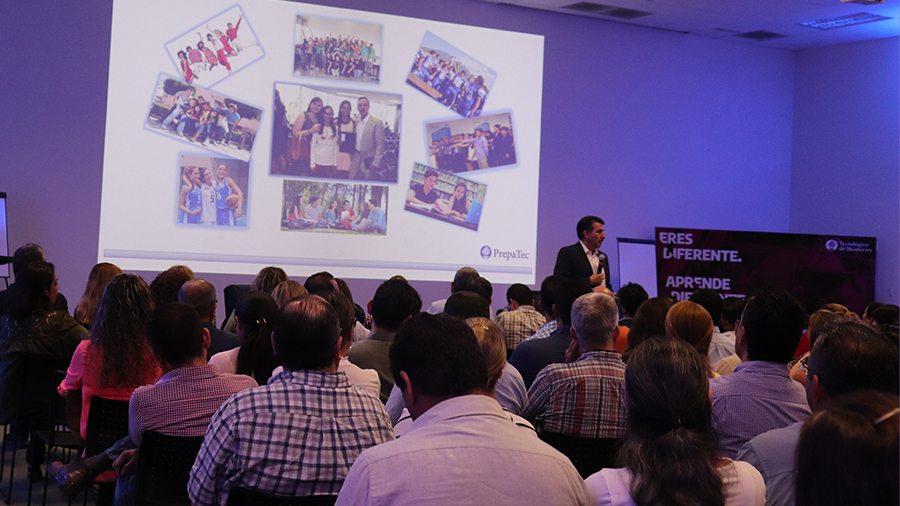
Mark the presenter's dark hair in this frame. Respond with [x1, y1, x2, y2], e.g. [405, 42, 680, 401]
[146, 302, 205, 366]
[795, 390, 899, 506]
[576, 216, 604, 241]
[234, 291, 279, 383]
[304, 271, 335, 295]
[444, 292, 490, 320]
[371, 279, 421, 330]
[273, 294, 340, 371]
[808, 320, 899, 397]
[424, 169, 438, 180]
[9, 261, 55, 318]
[506, 283, 533, 307]
[689, 289, 723, 326]
[390, 313, 488, 398]
[11, 243, 44, 276]
[618, 282, 648, 317]
[252, 266, 287, 294]
[740, 287, 804, 364]
[618, 337, 724, 506]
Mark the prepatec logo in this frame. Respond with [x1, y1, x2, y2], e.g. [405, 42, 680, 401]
[480, 245, 493, 259]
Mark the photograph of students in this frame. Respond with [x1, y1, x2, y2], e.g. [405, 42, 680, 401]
[215, 162, 243, 226]
[164, 6, 263, 88]
[176, 155, 248, 227]
[425, 113, 517, 172]
[406, 31, 497, 118]
[199, 167, 217, 225]
[147, 76, 261, 162]
[404, 163, 487, 231]
[179, 166, 202, 224]
[293, 15, 382, 84]
[281, 180, 387, 234]
[272, 83, 401, 182]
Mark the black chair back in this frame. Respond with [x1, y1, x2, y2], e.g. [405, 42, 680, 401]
[226, 487, 337, 506]
[83, 397, 130, 458]
[133, 430, 204, 506]
[222, 284, 251, 328]
[538, 431, 622, 479]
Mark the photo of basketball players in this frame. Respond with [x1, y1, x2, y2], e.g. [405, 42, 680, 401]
[425, 112, 517, 173]
[281, 180, 388, 234]
[147, 75, 262, 162]
[176, 154, 249, 227]
[294, 15, 382, 84]
[404, 162, 487, 231]
[271, 82, 401, 181]
[164, 6, 264, 87]
[406, 31, 498, 118]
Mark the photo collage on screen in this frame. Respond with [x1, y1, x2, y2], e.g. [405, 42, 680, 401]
[148, 6, 520, 235]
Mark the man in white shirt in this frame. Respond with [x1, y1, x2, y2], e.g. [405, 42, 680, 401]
[553, 216, 611, 291]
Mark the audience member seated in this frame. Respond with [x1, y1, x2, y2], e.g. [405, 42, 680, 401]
[510, 279, 592, 388]
[523, 292, 626, 439]
[209, 291, 279, 384]
[787, 308, 854, 385]
[347, 279, 421, 402]
[58, 274, 160, 442]
[496, 283, 546, 356]
[713, 297, 746, 375]
[443, 291, 490, 319]
[585, 337, 765, 506]
[334, 277, 367, 329]
[870, 303, 899, 345]
[616, 282, 647, 328]
[305, 271, 368, 342]
[179, 279, 239, 360]
[336, 313, 590, 506]
[710, 287, 811, 459]
[0, 244, 69, 316]
[665, 300, 716, 377]
[49, 303, 258, 503]
[621, 296, 671, 362]
[737, 320, 899, 506]
[468, 276, 494, 310]
[794, 390, 898, 506]
[690, 289, 734, 366]
[148, 265, 193, 307]
[520, 275, 563, 342]
[222, 266, 288, 333]
[792, 302, 855, 358]
[270, 280, 307, 308]
[426, 266, 480, 314]
[861, 301, 883, 326]
[0, 261, 85, 479]
[189, 295, 394, 505]
[394, 317, 531, 434]
[73, 262, 122, 328]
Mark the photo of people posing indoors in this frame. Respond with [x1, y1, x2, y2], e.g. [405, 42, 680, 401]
[404, 163, 487, 231]
[406, 31, 497, 118]
[281, 180, 388, 234]
[147, 76, 262, 162]
[165, 6, 263, 87]
[270, 82, 401, 181]
[293, 14, 382, 84]
[425, 112, 517, 173]
[176, 155, 249, 227]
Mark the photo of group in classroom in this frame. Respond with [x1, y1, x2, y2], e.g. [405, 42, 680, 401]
[426, 112, 517, 173]
[404, 163, 487, 231]
[293, 14, 382, 84]
[406, 31, 497, 118]
[282, 180, 388, 234]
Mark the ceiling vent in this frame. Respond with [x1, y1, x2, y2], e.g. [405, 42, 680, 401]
[602, 7, 654, 19]
[841, 0, 885, 5]
[561, 2, 614, 13]
[799, 12, 892, 30]
[735, 30, 789, 41]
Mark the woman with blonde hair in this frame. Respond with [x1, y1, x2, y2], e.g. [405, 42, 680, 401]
[74, 263, 122, 328]
[665, 300, 716, 376]
[271, 280, 307, 308]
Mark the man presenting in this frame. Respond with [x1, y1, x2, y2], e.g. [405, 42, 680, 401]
[554, 216, 611, 290]
[349, 96, 385, 180]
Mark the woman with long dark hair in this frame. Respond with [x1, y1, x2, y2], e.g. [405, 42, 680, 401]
[336, 100, 356, 178]
[585, 337, 765, 506]
[59, 274, 161, 439]
[74, 262, 122, 328]
[288, 97, 323, 175]
[210, 291, 279, 383]
[621, 297, 672, 362]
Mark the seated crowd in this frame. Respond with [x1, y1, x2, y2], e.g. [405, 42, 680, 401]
[0, 243, 897, 506]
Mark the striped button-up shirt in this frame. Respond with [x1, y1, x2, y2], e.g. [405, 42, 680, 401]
[497, 305, 547, 350]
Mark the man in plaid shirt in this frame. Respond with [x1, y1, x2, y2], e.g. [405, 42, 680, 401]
[497, 283, 546, 355]
[523, 292, 626, 438]
[188, 295, 394, 506]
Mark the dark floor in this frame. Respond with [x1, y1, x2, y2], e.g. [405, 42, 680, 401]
[0, 431, 95, 506]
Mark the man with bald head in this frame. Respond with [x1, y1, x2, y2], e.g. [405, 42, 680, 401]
[189, 295, 393, 505]
[178, 279, 238, 359]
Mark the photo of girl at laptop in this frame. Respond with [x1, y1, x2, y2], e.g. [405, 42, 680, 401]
[404, 163, 486, 231]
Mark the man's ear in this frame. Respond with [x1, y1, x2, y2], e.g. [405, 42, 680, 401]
[202, 327, 211, 351]
[367, 300, 373, 315]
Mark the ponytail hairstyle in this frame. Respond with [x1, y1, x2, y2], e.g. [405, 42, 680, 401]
[618, 336, 725, 506]
[235, 291, 279, 383]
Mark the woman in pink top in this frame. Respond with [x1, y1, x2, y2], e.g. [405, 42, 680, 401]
[58, 274, 161, 438]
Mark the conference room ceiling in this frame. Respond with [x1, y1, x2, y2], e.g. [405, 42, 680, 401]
[479, 0, 899, 50]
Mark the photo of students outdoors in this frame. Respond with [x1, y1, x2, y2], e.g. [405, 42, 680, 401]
[281, 180, 388, 234]
[293, 15, 382, 84]
[147, 75, 262, 162]
[407, 31, 498, 118]
[176, 155, 249, 227]
[165, 6, 263, 88]
[404, 163, 487, 231]
[270, 82, 401, 181]
[425, 112, 517, 173]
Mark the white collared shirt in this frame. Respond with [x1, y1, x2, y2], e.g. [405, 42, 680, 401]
[355, 114, 370, 152]
[581, 240, 601, 276]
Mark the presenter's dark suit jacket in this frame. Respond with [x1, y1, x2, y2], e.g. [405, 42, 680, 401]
[553, 243, 612, 289]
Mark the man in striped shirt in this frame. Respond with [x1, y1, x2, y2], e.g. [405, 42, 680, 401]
[523, 292, 626, 439]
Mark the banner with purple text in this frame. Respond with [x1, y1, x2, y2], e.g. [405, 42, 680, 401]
[655, 227, 876, 312]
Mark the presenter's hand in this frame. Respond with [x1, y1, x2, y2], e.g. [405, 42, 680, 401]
[589, 273, 606, 287]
